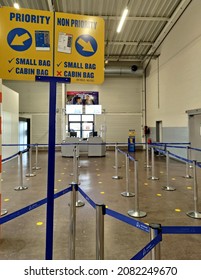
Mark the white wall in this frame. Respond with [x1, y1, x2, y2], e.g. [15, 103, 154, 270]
[146, 0, 201, 129]
[2, 85, 19, 159]
[4, 75, 143, 144]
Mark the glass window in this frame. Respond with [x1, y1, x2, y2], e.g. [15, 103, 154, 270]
[69, 115, 81, 121]
[82, 114, 94, 121]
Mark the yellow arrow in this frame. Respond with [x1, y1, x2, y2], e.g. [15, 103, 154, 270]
[11, 33, 30, 46]
[77, 38, 94, 52]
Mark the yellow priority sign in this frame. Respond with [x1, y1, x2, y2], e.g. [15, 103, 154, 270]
[0, 7, 54, 80]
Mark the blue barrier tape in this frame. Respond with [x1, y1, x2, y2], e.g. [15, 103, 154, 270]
[190, 147, 201, 152]
[0, 186, 72, 225]
[127, 154, 135, 161]
[117, 148, 127, 156]
[105, 208, 150, 233]
[78, 186, 96, 209]
[162, 225, 201, 234]
[2, 151, 19, 163]
[130, 233, 162, 260]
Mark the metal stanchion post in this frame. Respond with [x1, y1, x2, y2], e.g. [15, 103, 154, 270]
[69, 183, 77, 260]
[186, 160, 201, 219]
[73, 148, 84, 207]
[162, 151, 176, 191]
[26, 147, 36, 177]
[113, 144, 121, 169]
[148, 147, 159, 180]
[149, 223, 161, 260]
[183, 146, 192, 178]
[121, 153, 135, 197]
[112, 146, 123, 179]
[32, 143, 41, 170]
[96, 204, 105, 260]
[189, 144, 193, 169]
[128, 160, 147, 218]
[15, 151, 28, 191]
[145, 142, 151, 168]
[70, 146, 77, 176]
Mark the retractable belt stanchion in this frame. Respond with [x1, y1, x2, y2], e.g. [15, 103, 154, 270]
[148, 147, 159, 180]
[113, 143, 121, 169]
[26, 146, 36, 177]
[112, 147, 123, 179]
[14, 151, 28, 191]
[73, 146, 85, 207]
[121, 153, 135, 197]
[70, 183, 77, 260]
[32, 143, 41, 170]
[186, 160, 201, 219]
[149, 224, 161, 260]
[183, 146, 193, 179]
[161, 150, 176, 191]
[145, 142, 151, 168]
[96, 204, 105, 260]
[128, 160, 146, 218]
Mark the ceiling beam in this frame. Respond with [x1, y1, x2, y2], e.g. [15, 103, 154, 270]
[102, 16, 169, 22]
[107, 41, 152, 46]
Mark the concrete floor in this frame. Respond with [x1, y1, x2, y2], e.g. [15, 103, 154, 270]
[0, 149, 201, 260]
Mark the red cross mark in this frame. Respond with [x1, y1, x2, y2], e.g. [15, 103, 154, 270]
[57, 71, 62, 76]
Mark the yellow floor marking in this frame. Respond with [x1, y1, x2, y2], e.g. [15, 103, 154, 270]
[187, 186, 192, 190]
[98, 181, 102, 184]
[156, 193, 162, 197]
[64, 167, 67, 170]
[61, 172, 65, 175]
[172, 178, 176, 180]
[100, 191, 105, 194]
[175, 208, 181, 212]
[160, 171, 164, 174]
[54, 188, 58, 192]
[97, 174, 101, 176]
[36, 222, 43, 226]
[58, 179, 62, 182]
[144, 183, 148, 186]
[1, 179, 3, 182]
[96, 168, 100, 171]
[26, 178, 30, 181]
[4, 198, 9, 202]
[3, 170, 6, 173]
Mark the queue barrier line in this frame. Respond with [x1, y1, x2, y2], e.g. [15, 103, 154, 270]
[130, 233, 162, 260]
[2, 147, 29, 163]
[0, 185, 72, 225]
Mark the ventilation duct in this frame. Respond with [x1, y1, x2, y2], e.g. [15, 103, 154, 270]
[104, 65, 143, 76]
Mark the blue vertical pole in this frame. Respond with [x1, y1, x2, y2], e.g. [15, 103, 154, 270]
[35, 76, 70, 260]
[45, 80, 57, 260]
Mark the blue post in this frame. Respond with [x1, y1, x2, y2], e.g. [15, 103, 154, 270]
[35, 76, 70, 260]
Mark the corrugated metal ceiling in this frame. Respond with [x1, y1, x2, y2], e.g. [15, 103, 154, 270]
[0, 0, 192, 66]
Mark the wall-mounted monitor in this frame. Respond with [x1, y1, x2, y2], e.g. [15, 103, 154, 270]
[85, 105, 102, 115]
[66, 105, 83, 114]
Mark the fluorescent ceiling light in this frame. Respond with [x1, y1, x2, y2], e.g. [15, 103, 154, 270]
[13, 2, 20, 9]
[117, 7, 128, 33]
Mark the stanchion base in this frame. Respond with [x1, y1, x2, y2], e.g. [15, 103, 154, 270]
[128, 209, 147, 218]
[112, 175, 123, 180]
[76, 200, 85, 207]
[1, 209, 8, 216]
[26, 173, 36, 177]
[186, 211, 201, 219]
[183, 175, 193, 179]
[145, 164, 152, 168]
[113, 166, 121, 169]
[162, 185, 176, 191]
[32, 166, 41, 170]
[121, 191, 135, 197]
[14, 186, 28, 191]
[148, 176, 159, 180]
